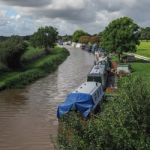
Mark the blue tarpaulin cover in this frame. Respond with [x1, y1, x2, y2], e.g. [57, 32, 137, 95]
[57, 93, 94, 118]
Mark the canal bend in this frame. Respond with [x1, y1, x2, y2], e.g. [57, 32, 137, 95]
[0, 46, 94, 150]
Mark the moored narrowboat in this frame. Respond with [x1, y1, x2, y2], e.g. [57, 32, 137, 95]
[57, 82, 104, 118]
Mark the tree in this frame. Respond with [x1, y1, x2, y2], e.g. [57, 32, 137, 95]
[101, 17, 140, 61]
[79, 35, 90, 44]
[72, 30, 88, 42]
[0, 36, 27, 70]
[140, 27, 150, 41]
[31, 26, 58, 53]
[61, 34, 72, 42]
[89, 36, 100, 44]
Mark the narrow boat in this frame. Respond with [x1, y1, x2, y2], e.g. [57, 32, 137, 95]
[87, 64, 108, 89]
[57, 81, 104, 118]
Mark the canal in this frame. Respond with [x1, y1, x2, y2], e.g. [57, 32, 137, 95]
[0, 46, 94, 150]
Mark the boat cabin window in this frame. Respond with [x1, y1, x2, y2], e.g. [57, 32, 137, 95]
[94, 93, 97, 102]
[87, 76, 102, 83]
[97, 90, 100, 98]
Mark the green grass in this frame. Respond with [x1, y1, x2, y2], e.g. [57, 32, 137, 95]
[0, 47, 69, 90]
[131, 62, 150, 81]
[28, 47, 67, 68]
[137, 41, 150, 57]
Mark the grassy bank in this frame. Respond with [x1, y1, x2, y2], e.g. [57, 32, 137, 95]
[0, 47, 69, 90]
[137, 41, 150, 57]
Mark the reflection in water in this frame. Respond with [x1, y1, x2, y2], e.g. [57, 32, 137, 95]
[0, 46, 94, 150]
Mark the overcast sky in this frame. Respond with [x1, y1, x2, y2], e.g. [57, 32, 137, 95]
[0, 0, 149, 36]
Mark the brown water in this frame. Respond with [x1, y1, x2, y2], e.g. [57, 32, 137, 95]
[0, 46, 94, 150]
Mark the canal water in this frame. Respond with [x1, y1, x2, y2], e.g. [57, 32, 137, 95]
[0, 46, 94, 150]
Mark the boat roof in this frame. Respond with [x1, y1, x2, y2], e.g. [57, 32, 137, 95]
[118, 64, 130, 67]
[89, 64, 105, 75]
[72, 82, 102, 95]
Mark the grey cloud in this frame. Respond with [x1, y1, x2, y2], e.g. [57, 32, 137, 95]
[0, 0, 150, 35]
[23, 0, 96, 24]
[93, 0, 125, 12]
[33, 7, 96, 24]
[0, 0, 51, 7]
[121, 0, 150, 26]
[0, 19, 9, 26]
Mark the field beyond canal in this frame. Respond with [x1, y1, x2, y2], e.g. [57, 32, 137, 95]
[137, 41, 150, 57]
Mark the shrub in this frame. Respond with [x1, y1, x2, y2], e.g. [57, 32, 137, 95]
[0, 36, 27, 70]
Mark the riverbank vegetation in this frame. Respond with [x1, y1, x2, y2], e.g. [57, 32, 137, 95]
[21, 43, 45, 63]
[0, 36, 27, 70]
[0, 46, 69, 90]
[57, 76, 150, 150]
[0, 26, 69, 91]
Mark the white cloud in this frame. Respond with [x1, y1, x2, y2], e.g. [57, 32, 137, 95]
[16, 14, 21, 20]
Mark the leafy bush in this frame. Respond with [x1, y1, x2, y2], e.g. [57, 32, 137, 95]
[57, 76, 150, 150]
[0, 36, 27, 70]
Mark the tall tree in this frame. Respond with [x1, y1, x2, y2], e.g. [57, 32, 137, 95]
[90, 36, 100, 44]
[72, 30, 88, 42]
[79, 35, 90, 44]
[101, 17, 140, 61]
[31, 26, 58, 53]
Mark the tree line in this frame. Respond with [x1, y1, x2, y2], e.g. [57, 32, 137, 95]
[0, 26, 58, 71]
[70, 17, 150, 61]
[70, 24, 150, 44]
[0, 16, 150, 71]
[140, 27, 150, 41]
